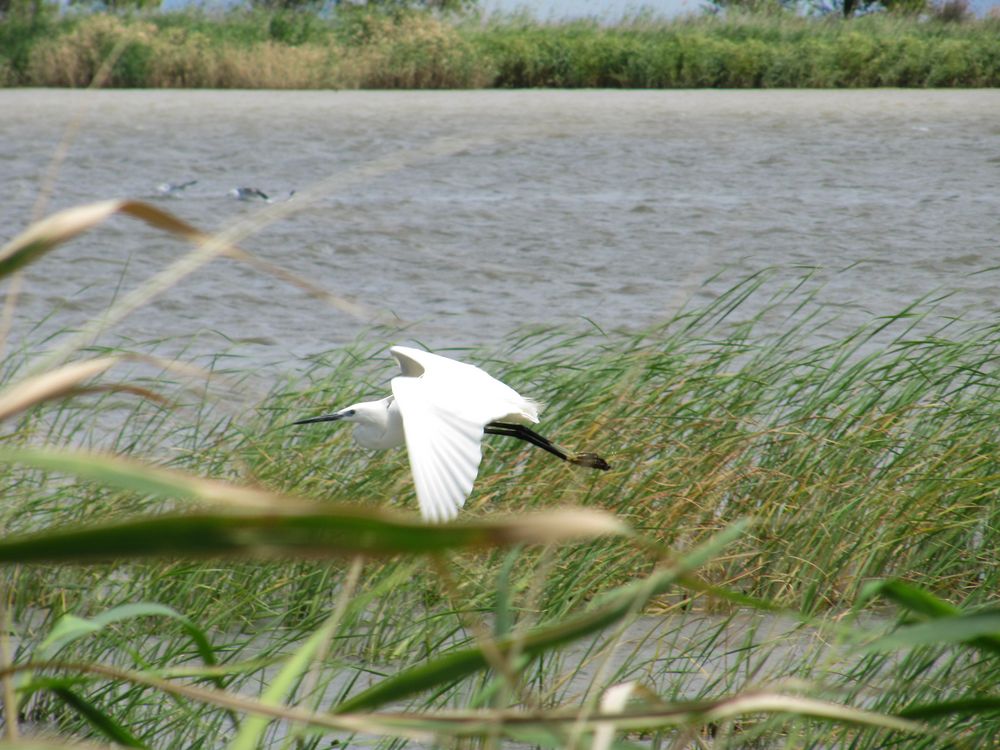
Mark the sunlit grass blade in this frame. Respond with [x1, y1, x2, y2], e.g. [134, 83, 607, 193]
[38, 603, 217, 669]
[861, 613, 1000, 654]
[226, 614, 341, 750]
[333, 521, 747, 713]
[860, 579, 964, 618]
[0, 507, 627, 563]
[862, 579, 1000, 656]
[593, 681, 641, 750]
[0, 200, 198, 279]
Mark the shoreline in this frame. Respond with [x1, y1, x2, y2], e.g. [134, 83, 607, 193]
[2, 9, 999, 88]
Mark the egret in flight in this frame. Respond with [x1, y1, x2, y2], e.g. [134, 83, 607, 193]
[293, 346, 610, 522]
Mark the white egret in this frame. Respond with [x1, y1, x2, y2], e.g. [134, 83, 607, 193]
[293, 346, 610, 522]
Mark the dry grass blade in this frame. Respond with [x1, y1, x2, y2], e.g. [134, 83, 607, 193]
[56, 384, 171, 407]
[0, 661, 433, 742]
[360, 692, 929, 738]
[692, 692, 928, 736]
[0, 200, 207, 278]
[0, 350, 257, 425]
[477, 509, 630, 545]
[0, 357, 121, 421]
[0, 199, 372, 330]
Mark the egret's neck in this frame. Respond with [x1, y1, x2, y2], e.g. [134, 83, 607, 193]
[353, 397, 404, 450]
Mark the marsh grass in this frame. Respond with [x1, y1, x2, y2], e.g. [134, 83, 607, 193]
[3, 8, 1000, 88]
[3, 273, 998, 746]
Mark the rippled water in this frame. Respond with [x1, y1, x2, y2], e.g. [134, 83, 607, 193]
[3, 89, 999, 374]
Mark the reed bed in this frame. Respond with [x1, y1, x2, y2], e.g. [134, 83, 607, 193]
[2, 8, 1000, 88]
[0, 195, 997, 747]
[3, 272, 999, 746]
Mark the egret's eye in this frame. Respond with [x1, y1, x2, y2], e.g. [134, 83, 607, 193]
[344, 409, 356, 416]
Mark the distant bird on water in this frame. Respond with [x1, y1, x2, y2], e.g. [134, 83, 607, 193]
[229, 187, 270, 202]
[157, 180, 197, 196]
[229, 187, 296, 203]
[293, 346, 610, 522]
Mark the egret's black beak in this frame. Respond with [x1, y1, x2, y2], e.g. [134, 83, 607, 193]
[292, 413, 344, 426]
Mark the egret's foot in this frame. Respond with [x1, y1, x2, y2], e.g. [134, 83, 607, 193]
[570, 452, 610, 471]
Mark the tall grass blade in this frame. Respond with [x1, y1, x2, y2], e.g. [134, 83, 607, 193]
[862, 579, 1000, 656]
[860, 579, 963, 618]
[38, 603, 217, 669]
[47, 688, 147, 749]
[899, 695, 1000, 719]
[861, 613, 1000, 654]
[0, 507, 627, 563]
[0, 447, 283, 510]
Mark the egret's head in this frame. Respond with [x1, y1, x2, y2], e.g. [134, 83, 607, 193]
[291, 398, 390, 430]
[292, 404, 360, 427]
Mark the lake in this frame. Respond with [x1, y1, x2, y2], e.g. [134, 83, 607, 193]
[3, 89, 999, 376]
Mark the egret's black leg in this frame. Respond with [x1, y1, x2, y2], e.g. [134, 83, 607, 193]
[485, 422, 610, 470]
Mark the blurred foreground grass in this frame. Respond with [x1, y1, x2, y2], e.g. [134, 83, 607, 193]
[1, 7, 1000, 88]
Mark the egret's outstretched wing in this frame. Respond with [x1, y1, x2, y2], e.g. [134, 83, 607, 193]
[390, 346, 541, 424]
[391, 377, 485, 522]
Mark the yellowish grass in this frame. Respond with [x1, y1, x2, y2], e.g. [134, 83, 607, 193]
[27, 15, 155, 87]
[22, 12, 493, 89]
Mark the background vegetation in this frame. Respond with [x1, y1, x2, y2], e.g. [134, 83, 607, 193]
[1, 2, 999, 88]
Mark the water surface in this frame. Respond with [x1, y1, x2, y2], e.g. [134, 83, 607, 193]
[3, 89, 999, 375]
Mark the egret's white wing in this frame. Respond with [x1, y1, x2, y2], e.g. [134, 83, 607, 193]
[390, 346, 540, 424]
[391, 376, 486, 522]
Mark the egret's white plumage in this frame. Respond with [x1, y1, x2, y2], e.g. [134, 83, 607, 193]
[294, 346, 606, 523]
[389, 347, 540, 521]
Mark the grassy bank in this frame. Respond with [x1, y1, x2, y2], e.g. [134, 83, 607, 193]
[2, 7, 1000, 88]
